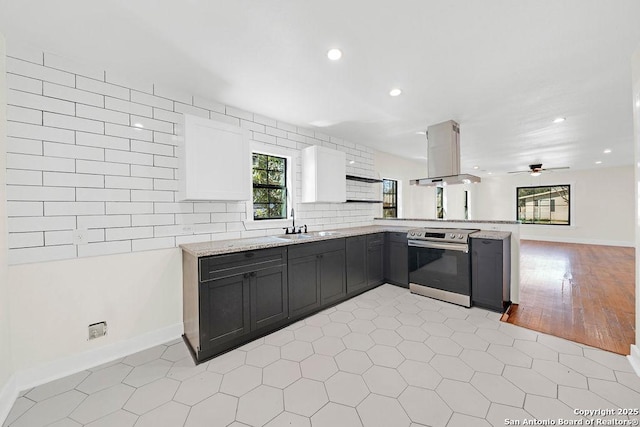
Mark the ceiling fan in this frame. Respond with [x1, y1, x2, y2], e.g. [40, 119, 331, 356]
[507, 163, 570, 177]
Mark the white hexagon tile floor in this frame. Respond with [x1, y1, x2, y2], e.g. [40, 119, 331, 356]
[4, 284, 640, 427]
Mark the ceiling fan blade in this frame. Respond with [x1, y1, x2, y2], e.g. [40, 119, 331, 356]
[542, 166, 570, 171]
[507, 170, 529, 174]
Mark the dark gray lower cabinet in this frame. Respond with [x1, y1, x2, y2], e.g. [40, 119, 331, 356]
[183, 247, 287, 361]
[288, 239, 346, 318]
[471, 236, 511, 312]
[346, 236, 367, 295]
[367, 233, 385, 286]
[385, 232, 408, 287]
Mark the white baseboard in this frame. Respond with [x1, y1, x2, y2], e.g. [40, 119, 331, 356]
[628, 345, 640, 377]
[0, 374, 18, 427]
[519, 235, 635, 247]
[15, 322, 183, 392]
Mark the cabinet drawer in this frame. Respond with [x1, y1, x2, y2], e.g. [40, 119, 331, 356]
[288, 238, 345, 259]
[200, 248, 286, 282]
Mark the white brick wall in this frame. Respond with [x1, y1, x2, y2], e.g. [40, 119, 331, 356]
[5, 45, 378, 264]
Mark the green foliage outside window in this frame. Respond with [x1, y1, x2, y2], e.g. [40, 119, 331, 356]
[253, 153, 287, 220]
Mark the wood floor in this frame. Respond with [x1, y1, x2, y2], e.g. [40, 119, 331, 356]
[505, 240, 635, 355]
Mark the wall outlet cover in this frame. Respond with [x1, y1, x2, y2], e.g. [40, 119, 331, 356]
[88, 321, 107, 340]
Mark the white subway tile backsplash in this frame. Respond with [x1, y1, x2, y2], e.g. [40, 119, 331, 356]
[106, 226, 154, 241]
[174, 102, 208, 119]
[7, 153, 75, 172]
[9, 216, 76, 232]
[9, 232, 44, 249]
[76, 132, 130, 151]
[43, 82, 104, 107]
[76, 104, 129, 125]
[7, 105, 43, 124]
[104, 176, 153, 190]
[131, 90, 173, 110]
[131, 189, 174, 202]
[7, 57, 75, 86]
[105, 149, 153, 166]
[130, 115, 173, 134]
[131, 164, 174, 180]
[6, 169, 43, 186]
[130, 139, 173, 156]
[193, 96, 225, 113]
[77, 76, 130, 100]
[7, 201, 44, 217]
[44, 141, 104, 161]
[76, 160, 130, 176]
[153, 178, 179, 191]
[131, 236, 176, 252]
[77, 215, 131, 229]
[5, 44, 376, 264]
[7, 89, 76, 115]
[106, 202, 154, 215]
[105, 97, 152, 117]
[44, 202, 105, 216]
[76, 188, 130, 202]
[7, 74, 43, 94]
[78, 240, 131, 258]
[7, 122, 75, 144]
[131, 214, 175, 227]
[105, 122, 153, 141]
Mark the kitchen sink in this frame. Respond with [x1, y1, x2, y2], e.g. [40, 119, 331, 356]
[274, 234, 314, 240]
[313, 231, 342, 237]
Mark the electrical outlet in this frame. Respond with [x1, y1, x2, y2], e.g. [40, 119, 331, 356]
[88, 321, 107, 340]
[182, 225, 194, 234]
[72, 229, 89, 245]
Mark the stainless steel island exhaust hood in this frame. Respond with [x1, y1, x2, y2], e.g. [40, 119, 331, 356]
[410, 120, 481, 186]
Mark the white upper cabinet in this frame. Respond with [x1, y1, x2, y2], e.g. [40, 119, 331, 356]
[178, 114, 250, 201]
[301, 145, 346, 203]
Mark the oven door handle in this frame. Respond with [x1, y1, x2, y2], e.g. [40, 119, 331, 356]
[408, 240, 469, 253]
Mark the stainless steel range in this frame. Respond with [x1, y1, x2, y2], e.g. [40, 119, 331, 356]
[407, 227, 479, 307]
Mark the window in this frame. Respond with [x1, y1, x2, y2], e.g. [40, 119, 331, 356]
[382, 179, 398, 218]
[252, 153, 287, 220]
[517, 185, 570, 225]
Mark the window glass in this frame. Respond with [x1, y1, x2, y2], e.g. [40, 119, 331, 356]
[382, 179, 398, 218]
[252, 153, 287, 220]
[517, 185, 570, 225]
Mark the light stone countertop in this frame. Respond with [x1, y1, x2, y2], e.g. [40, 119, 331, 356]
[374, 217, 520, 225]
[471, 230, 512, 240]
[180, 225, 413, 258]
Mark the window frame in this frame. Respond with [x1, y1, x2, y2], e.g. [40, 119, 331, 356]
[516, 184, 571, 226]
[382, 178, 398, 218]
[252, 152, 288, 221]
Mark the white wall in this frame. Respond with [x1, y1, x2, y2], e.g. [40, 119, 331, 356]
[472, 166, 635, 246]
[373, 150, 433, 218]
[0, 32, 16, 420]
[631, 45, 640, 373]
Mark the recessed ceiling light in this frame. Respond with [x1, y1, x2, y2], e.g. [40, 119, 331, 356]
[487, 172, 492, 175]
[553, 117, 566, 123]
[389, 88, 402, 97]
[595, 160, 602, 164]
[327, 48, 342, 61]
[473, 166, 479, 170]
[636, 100, 640, 107]
[603, 149, 612, 154]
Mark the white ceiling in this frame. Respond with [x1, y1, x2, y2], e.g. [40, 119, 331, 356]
[1, 0, 640, 175]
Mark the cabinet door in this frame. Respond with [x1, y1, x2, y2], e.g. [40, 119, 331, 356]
[288, 254, 321, 318]
[179, 114, 250, 201]
[199, 273, 250, 351]
[301, 145, 346, 203]
[385, 233, 408, 287]
[346, 236, 367, 295]
[471, 239, 503, 311]
[367, 234, 385, 287]
[251, 264, 288, 331]
[320, 249, 346, 305]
